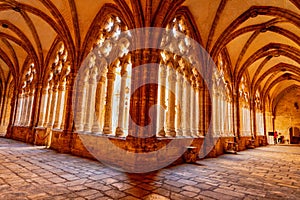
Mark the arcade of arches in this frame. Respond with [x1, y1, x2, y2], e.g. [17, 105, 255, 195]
[0, 0, 300, 167]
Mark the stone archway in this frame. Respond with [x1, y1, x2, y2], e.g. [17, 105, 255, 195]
[289, 127, 300, 144]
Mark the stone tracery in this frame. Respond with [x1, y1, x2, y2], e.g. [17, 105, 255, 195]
[157, 16, 203, 138]
[74, 15, 132, 137]
[15, 63, 36, 127]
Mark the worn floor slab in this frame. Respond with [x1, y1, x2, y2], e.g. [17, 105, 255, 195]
[0, 138, 299, 200]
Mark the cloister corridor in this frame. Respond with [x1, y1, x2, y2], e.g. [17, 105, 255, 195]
[0, 0, 300, 199]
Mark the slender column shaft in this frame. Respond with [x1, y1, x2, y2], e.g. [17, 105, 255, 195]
[185, 79, 191, 136]
[84, 69, 98, 132]
[198, 87, 204, 136]
[194, 87, 200, 136]
[60, 84, 68, 130]
[26, 91, 35, 126]
[16, 94, 23, 125]
[53, 83, 66, 129]
[157, 66, 167, 136]
[190, 83, 196, 136]
[21, 93, 29, 126]
[181, 79, 187, 136]
[48, 85, 58, 127]
[116, 67, 128, 136]
[103, 71, 115, 134]
[44, 87, 53, 127]
[166, 68, 176, 137]
[38, 88, 48, 127]
[74, 78, 88, 131]
[92, 76, 106, 132]
[175, 73, 183, 136]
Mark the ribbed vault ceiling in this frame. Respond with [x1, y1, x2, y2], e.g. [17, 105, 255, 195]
[0, 0, 299, 112]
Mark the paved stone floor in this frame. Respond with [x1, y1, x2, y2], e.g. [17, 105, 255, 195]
[0, 138, 299, 200]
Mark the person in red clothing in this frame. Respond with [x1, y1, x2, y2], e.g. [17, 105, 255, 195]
[274, 131, 278, 144]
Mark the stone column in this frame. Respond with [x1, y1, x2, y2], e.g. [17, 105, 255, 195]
[184, 78, 191, 136]
[228, 101, 233, 134]
[74, 76, 88, 131]
[83, 68, 98, 132]
[198, 87, 204, 136]
[204, 87, 211, 136]
[26, 90, 35, 126]
[212, 89, 216, 134]
[226, 99, 229, 135]
[48, 85, 58, 127]
[219, 94, 223, 135]
[53, 82, 66, 129]
[175, 72, 183, 136]
[194, 86, 200, 136]
[15, 94, 23, 125]
[60, 80, 70, 130]
[181, 78, 188, 136]
[44, 86, 53, 127]
[233, 92, 239, 137]
[92, 76, 106, 133]
[116, 66, 128, 136]
[181, 78, 191, 136]
[37, 87, 48, 127]
[21, 93, 29, 126]
[166, 68, 176, 137]
[190, 81, 197, 136]
[103, 71, 115, 134]
[157, 66, 167, 136]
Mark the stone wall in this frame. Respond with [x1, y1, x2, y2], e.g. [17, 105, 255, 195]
[275, 88, 300, 143]
[11, 127, 32, 143]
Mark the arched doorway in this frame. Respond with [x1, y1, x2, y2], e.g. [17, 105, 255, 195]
[289, 127, 300, 144]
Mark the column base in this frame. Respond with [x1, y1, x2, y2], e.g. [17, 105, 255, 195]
[115, 127, 124, 137]
[91, 124, 102, 133]
[166, 129, 176, 137]
[158, 128, 166, 137]
[176, 129, 183, 136]
[182, 129, 191, 137]
[74, 124, 84, 132]
[103, 126, 112, 135]
[83, 124, 92, 132]
[53, 122, 61, 129]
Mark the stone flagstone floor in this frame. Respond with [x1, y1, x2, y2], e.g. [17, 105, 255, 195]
[0, 137, 299, 200]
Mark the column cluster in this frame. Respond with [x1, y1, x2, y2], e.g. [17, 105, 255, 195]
[74, 15, 132, 137]
[15, 63, 36, 126]
[157, 16, 204, 138]
[212, 57, 234, 137]
[38, 43, 70, 129]
[157, 53, 203, 138]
